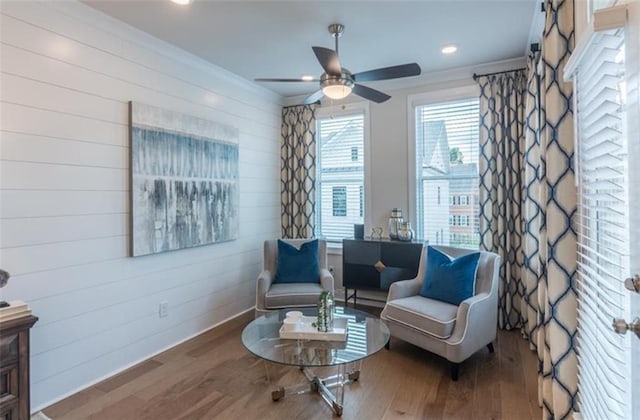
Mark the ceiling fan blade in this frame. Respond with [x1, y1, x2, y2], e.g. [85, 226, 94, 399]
[303, 90, 325, 105]
[352, 84, 391, 103]
[254, 78, 319, 82]
[312, 46, 342, 76]
[353, 63, 421, 82]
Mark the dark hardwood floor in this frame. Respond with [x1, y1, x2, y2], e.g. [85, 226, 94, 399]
[44, 306, 541, 419]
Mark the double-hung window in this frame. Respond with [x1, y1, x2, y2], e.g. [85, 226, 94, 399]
[411, 91, 480, 249]
[316, 105, 368, 244]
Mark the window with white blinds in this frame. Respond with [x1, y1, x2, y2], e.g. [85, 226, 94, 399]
[317, 112, 365, 243]
[574, 28, 629, 420]
[415, 98, 480, 248]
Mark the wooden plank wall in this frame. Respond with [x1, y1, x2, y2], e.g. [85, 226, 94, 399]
[0, 0, 282, 411]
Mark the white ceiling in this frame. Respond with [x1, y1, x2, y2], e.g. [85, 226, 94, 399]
[85, 0, 539, 98]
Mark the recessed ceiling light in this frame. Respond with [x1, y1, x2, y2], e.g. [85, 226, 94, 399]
[171, 0, 191, 5]
[301, 75, 314, 81]
[441, 44, 458, 54]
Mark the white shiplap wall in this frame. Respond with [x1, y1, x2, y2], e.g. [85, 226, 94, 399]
[0, 0, 282, 411]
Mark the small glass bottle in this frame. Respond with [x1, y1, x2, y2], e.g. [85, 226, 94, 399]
[397, 222, 415, 241]
[317, 291, 335, 332]
[388, 208, 404, 240]
[326, 292, 334, 331]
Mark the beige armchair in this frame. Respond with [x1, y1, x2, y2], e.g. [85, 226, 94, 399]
[381, 245, 501, 380]
[255, 239, 334, 318]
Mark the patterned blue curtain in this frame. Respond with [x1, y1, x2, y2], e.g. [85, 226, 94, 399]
[478, 1, 577, 418]
[281, 104, 318, 239]
[523, 52, 544, 359]
[535, 1, 577, 417]
[477, 69, 527, 331]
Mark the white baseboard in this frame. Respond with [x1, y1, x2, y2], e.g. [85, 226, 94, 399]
[32, 306, 255, 414]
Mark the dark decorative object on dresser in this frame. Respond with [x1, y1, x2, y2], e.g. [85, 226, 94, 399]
[0, 313, 38, 420]
[353, 224, 364, 240]
[342, 238, 423, 305]
[0, 269, 10, 308]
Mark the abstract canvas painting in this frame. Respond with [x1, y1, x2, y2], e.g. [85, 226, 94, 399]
[129, 102, 239, 256]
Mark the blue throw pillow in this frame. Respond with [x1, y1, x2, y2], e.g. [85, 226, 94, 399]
[420, 246, 481, 305]
[273, 239, 320, 284]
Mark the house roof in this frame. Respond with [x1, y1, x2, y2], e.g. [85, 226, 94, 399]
[422, 120, 450, 175]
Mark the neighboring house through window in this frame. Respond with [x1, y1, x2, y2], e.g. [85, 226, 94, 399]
[413, 94, 480, 249]
[317, 105, 368, 244]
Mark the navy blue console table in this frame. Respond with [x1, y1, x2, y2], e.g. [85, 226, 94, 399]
[342, 238, 424, 306]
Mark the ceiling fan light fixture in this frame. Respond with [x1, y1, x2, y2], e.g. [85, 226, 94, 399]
[322, 84, 352, 100]
[320, 70, 354, 100]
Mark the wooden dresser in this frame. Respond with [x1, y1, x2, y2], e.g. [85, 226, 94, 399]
[0, 314, 38, 420]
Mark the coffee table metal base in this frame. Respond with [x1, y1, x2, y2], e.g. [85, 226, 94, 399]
[267, 362, 361, 417]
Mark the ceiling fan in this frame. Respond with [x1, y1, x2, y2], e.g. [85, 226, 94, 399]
[255, 23, 421, 104]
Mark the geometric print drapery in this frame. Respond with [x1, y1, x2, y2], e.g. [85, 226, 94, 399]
[477, 1, 577, 418]
[522, 51, 545, 365]
[281, 104, 318, 239]
[477, 69, 528, 331]
[529, 1, 577, 418]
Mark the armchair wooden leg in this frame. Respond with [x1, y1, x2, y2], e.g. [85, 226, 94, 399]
[487, 342, 495, 353]
[450, 362, 460, 381]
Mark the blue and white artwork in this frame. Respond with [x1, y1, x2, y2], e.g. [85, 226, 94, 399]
[130, 102, 239, 257]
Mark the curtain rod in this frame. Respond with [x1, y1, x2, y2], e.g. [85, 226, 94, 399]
[472, 67, 526, 80]
[283, 101, 320, 109]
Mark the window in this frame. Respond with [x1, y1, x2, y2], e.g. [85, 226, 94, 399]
[414, 97, 480, 248]
[351, 147, 358, 162]
[567, 21, 634, 419]
[317, 109, 366, 243]
[332, 187, 347, 216]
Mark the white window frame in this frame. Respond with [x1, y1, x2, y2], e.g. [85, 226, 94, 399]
[407, 84, 480, 240]
[316, 102, 371, 251]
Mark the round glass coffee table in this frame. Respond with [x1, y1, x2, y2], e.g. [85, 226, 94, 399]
[241, 306, 389, 416]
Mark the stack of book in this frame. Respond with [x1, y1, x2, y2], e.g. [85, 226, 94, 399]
[0, 301, 32, 323]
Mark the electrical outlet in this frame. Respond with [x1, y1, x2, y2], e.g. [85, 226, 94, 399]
[159, 301, 168, 318]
